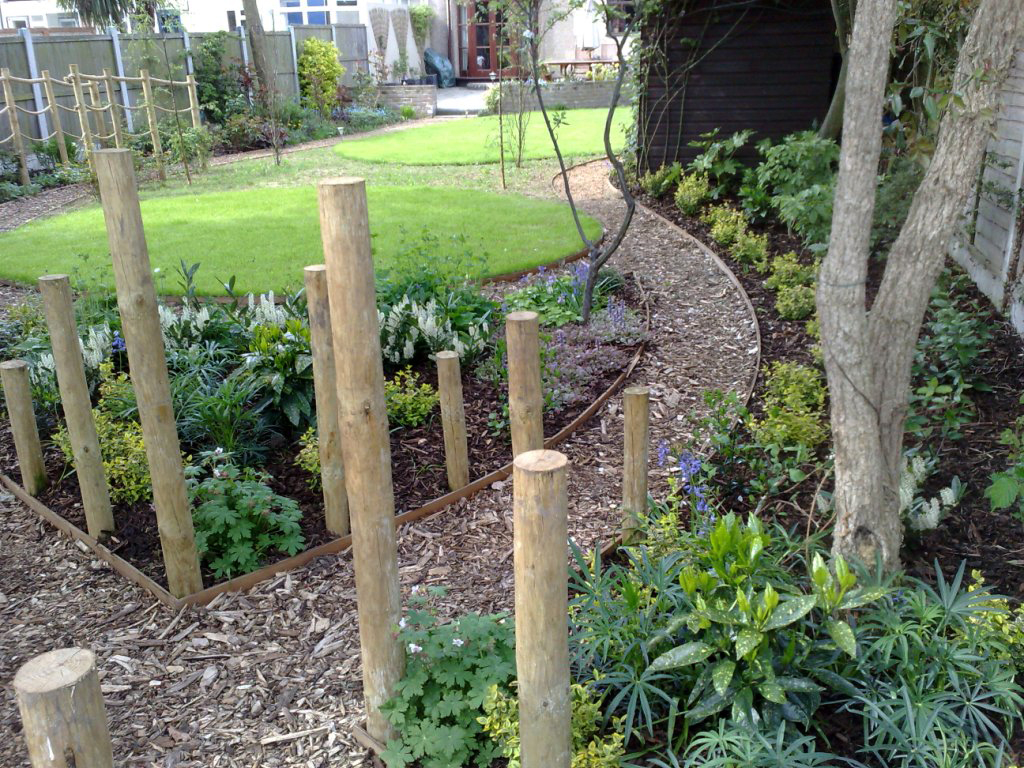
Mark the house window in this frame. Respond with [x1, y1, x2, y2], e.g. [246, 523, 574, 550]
[337, 0, 357, 7]
[227, 10, 237, 29]
[10, 18, 29, 30]
[308, 11, 329, 23]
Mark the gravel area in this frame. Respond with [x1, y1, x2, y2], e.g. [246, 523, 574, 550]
[0, 160, 759, 767]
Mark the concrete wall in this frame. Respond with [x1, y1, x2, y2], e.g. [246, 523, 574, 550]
[378, 83, 436, 116]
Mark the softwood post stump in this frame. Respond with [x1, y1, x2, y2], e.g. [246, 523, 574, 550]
[303, 264, 350, 536]
[41, 71, 69, 166]
[38, 275, 114, 538]
[14, 648, 114, 768]
[436, 351, 469, 491]
[318, 178, 403, 742]
[621, 386, 650, 541]
[513, 449, 571, 768]
[93, 149, 202, 598]
[506, 311, 544, 458]
[0, 360, 48, 496]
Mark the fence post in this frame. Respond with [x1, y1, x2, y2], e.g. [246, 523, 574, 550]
[0, 360, 48, 496]
[88, 78, 107, 145]
[513, 449, 571, 768]
[140, 69, 166, 181]
[69, 64, 95, 171]
[289, 26, 301, 99]
[19, 28, 48, 141]
[182, 29, 195, 76]
[318, 178, 403, 742]
[506, 310, 544, 458]
[108, 26, 134, 133]
[186, 74, 201, 128]
[38, 275, 114, 538]
[1, 68, 31, 187]
[436, 351, 469, 491]
[93, 149, 202, 598]
[236, 27, 254, 104]
[102, 69, 123, 148]
[621, 386, 650, 541]
[303, 264, 350, 537]
[14, 648, 114, 768]
[41, 71, 69, 166]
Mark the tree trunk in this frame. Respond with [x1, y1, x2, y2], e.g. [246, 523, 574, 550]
[242, 0, 273, 105]
[820, 0, 1024, 572]
[818, 55, 847, 141]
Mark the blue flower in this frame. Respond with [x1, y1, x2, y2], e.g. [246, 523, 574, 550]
[112, 330, 126, 353]
[656, 439, 669, 467]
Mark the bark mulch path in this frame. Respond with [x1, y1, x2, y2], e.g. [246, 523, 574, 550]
[0, 161, 759, 767]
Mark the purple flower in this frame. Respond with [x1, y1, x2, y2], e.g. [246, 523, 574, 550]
[112, 330, 126, 353]
[657, 439, 669, 467]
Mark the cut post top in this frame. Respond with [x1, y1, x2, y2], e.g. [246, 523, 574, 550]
[319, 176, 367, 189]
[514, 449, 568, 475]
[0, 359, 29, 372]
[93, 148, 133, 159]
[436, 350, 458, 361]
[624, 385, 650, 397]
[38, 273, 71, 285]
[14, 648, 97, 694]
[304, 264, 327, 275]
[507, 310, 539, 324]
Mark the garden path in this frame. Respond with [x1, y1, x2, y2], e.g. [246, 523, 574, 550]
[0, 162, 758, 767]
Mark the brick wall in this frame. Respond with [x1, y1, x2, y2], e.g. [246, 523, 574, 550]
[489, 80, 634, 112]
[379, 85, 437, 117]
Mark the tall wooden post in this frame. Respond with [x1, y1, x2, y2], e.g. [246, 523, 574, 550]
[513, 449, 571, 768]
[87, 78, 106, 145]
[41, 71, 69, 166]
[621, 386, 650, 541]
[186, 73, 201, 128]
[14, 648, 114, 768]
[506, 311, 544, 458]
[0, 360, 48, 496]
[69, 65, 94, 171]
[140, 69, 166, 181]
[38, 275, 114, 538]
[436, 351, 469, 490]
[93, 150, 202, 598]
[103, 68, 122, 148]
[303, 264, 349, 536]
[1, 68, 31, 187]
[318, 178, 403, 742]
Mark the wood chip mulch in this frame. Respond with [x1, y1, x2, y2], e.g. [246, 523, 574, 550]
[0, 160, 759, 767]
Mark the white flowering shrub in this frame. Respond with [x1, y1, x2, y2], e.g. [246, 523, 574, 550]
[899, 453, 963, 531]
[379, 294, 492, 366]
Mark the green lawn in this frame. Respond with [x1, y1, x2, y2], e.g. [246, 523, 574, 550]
[0, 186, 600, 295]
[334, 109, 629, 165]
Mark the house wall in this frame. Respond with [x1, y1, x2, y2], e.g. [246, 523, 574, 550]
[639, 0, 835, 171]
[0, 0, 80, 29]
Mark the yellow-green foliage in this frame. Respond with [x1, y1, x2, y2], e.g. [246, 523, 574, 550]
[968, 570, 1024, 673]
[775, 284, 817, 320]
[53, 364, 152, 505]
[297, 38, 345, 115]
[766, 252, 818, 320]
[478, 683, 625, 768]
[385, 367, 439, 427]
[701, 204, 747, 247]
[731, 231, 771, 272]
[751, 361, 828, 450]
[674, 172, 711, 215]
[295, 426, 321, 489]
[639, 162, 682, 198]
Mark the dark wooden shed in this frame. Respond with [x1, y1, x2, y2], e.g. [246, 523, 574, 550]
[638, 0, 837, 171]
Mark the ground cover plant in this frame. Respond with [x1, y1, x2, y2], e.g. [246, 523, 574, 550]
[333, 109, 630, 165]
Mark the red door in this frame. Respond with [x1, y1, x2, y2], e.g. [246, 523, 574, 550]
[458, 1, 500, 78]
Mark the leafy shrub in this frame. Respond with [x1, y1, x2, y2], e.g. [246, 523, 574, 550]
[31, 135, 79, 170]
[218, 109, 283, 152]
[751, 362, 828, 450]
[385, 367, 439, 427]
[172, 373, 277, 464]
[773, 184, 834, 248]
[380, 589, 516, 768]
[295, 426, 321, 490]
[967, 570, 1024, 674]
[872, 154, 923, 254]
[409, 4, 437, 51]
[186, 451, 304, 579]
[731, 231, 770, 272]
[192, 31, 242, 124]
[53, 364, 152, 505]
[400, 105, 416, 120]
[240, 317, 314, 431]
[985, 394, 1024, 519]
[701, 205, 747, 248]
[774, 284, 817, 321]
[340, 105, 402, 133]
[163, 124, 214, 168]
[765, 252, 818, 320]
[478, 683, 625, 768]
[674, 172, 711, 215]
[504, 263, 623, 328]
[681, 721, 847, 767]
[751, 131, 838, 199]
[688, 128, 752, 198]
[639, 162, 682, 198]
[298, 38, 345, 115]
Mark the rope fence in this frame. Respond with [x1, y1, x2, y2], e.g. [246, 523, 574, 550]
[0, 65, 199, 186]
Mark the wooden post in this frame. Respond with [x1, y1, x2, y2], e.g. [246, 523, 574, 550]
[318, 178, 403, 743]
[506, 311, 544, 458]
[69, 65, 94, 171]
[1, 68, 31, 187]
[187, 73, 201, 128]
[621, 386, 650, 541]
[14, 648, 114, 768]
[103, 68, 122, 148]
[513, 449, 571, 768]
[140, 69, 166, 181]
[0, 360, 48, 496]
[303, 265, 349, 537]
[436, 351, 469, 491]
[38, 275, 114, 538]
[87, 78, 106, 145]
[93, 149, 201, 598]
[41, 71, 69, 166]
